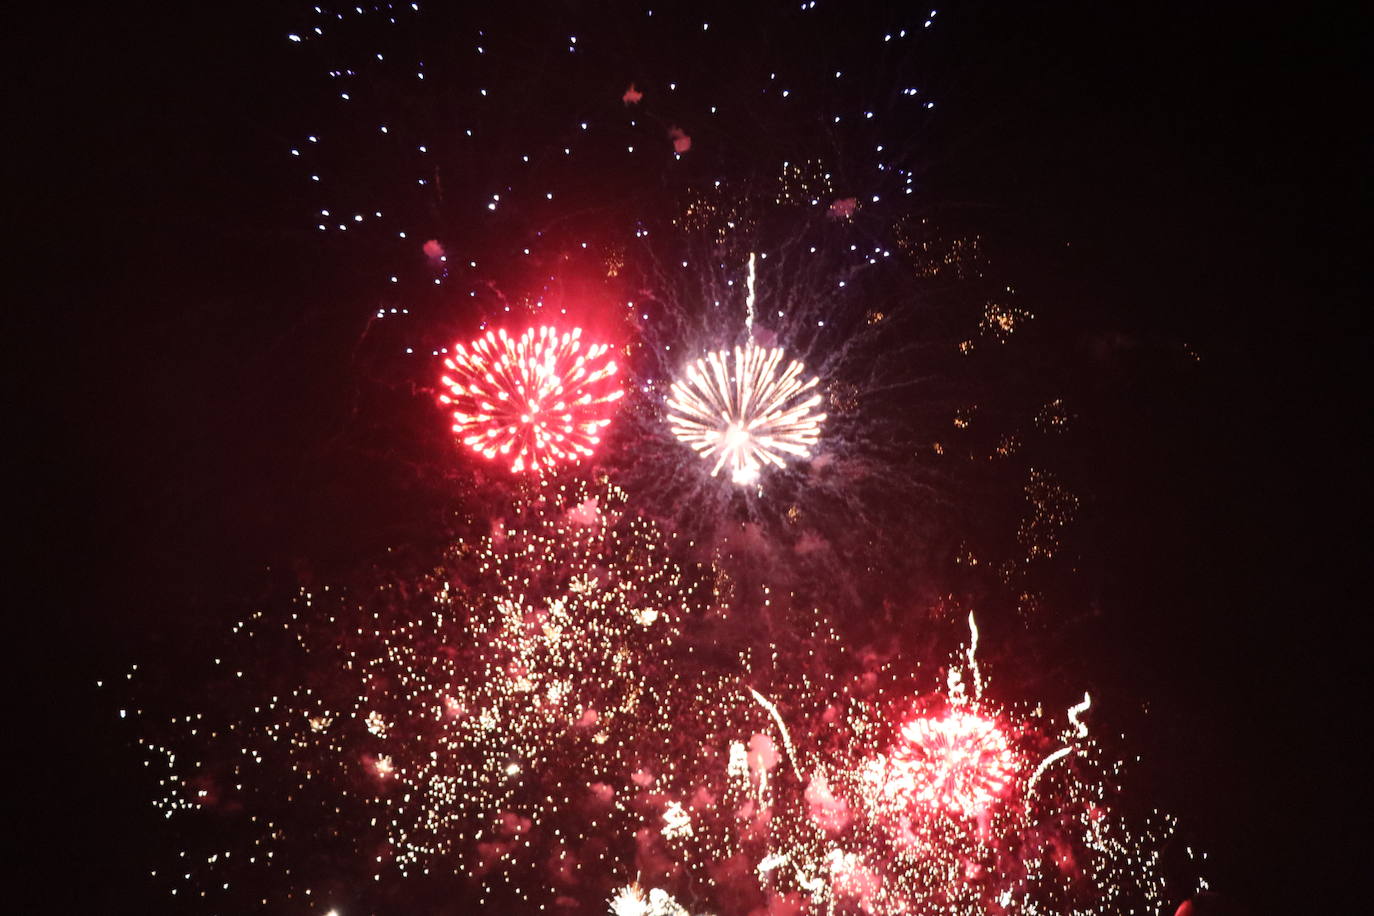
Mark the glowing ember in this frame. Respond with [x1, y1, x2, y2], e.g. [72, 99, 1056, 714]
[666, 340, 825, 484]
[439, 326, 623, 473]
[868, 708, 1019, 819]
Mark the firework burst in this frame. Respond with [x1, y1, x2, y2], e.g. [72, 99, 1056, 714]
[666, 340, 826, 485]
[864, 707, 1019, 821]
[440, 326, 624, 474]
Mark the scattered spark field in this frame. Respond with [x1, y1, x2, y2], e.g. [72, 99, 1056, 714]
[131, 560, 1179, 914]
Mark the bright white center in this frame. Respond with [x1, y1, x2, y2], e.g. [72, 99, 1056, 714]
[731, 466, 759, 485]
[723, 424, 751, 450]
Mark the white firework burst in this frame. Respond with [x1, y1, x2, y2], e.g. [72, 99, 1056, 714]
[666, 340, 826, 485]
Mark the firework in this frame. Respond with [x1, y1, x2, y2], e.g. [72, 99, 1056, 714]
[440, 326, 624, 474]
[694, 621, 1177, 916]
[864, 707, 1019, 820]
[666, 341, 826, 485]
[122, 3, 1202, 912]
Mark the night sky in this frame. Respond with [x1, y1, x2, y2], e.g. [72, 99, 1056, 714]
[20, 1, 1368, 913]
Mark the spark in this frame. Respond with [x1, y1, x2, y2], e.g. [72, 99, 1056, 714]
[745, 251, 757, 331]
[1028, 692, 1093, 794]
[1068, 691, 1092, 738]
[1026, 747, 1072, 794]
[661, 801, 693, 838]
[965, 612, 982, 700]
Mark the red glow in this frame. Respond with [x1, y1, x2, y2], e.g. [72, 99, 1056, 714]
[439, 326, 624, 474]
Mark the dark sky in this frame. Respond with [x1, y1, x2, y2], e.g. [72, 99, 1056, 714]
[19, 1, 1368, 913]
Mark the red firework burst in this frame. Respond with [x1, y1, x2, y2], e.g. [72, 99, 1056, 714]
[439, 326, 624, 473]
[868, 707, 1019, 820]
